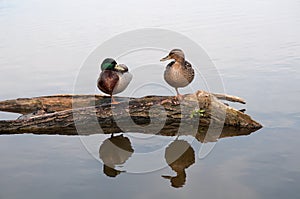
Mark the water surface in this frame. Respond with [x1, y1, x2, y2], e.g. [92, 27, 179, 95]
[0, 0, 299, 198]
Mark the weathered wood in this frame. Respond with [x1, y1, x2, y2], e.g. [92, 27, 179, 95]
[212, 93, 246, 104]
[0, 93, 246, 115]
[0, 90, 262, 142]
[0, 94, 108, 115]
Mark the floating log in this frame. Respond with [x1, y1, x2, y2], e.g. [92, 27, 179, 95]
[0, 92, 246, 115]
[0, 90, 262, 142]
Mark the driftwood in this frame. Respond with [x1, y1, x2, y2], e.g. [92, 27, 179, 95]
[0, 90, 262, 142]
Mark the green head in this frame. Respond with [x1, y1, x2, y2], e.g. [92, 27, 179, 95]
[101, 58, 128, 73]
[101, 58, 117, 71]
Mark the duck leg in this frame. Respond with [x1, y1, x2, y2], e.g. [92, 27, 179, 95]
[111, 95, 119, 104]
[175, 88, 184, 100]
[161, 88, 183, 105]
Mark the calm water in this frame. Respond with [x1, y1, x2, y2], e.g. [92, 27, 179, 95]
[0, 0, 300, 198]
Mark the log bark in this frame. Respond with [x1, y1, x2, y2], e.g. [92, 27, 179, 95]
[0, 90, 262, 142]
[0, 93, 246, 115]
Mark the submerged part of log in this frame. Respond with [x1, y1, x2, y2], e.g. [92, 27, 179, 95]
[0, 118, 257, 143]
[0, 90, 262, 142]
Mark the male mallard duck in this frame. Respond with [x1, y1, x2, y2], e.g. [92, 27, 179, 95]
[160, 49, 195, 99]
[97, 58, 132, 104]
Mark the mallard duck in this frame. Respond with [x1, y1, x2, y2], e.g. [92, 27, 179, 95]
[160, 49, 195, 99]
[97, 58, 132, 104]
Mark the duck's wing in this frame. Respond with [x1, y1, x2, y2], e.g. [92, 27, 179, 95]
[97, 71, 119, 95]
[183, 61, 195, 83]
[184, 61, 193, 70]
[114, 72, 133, 94]
[184, 61, 195, 74]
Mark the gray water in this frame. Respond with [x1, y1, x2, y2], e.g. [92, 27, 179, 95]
[0, 0, 300, 198]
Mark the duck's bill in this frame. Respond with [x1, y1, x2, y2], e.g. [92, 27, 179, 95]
[160, 55, 170, 62]
[115, 64, 127, 72]
[161, 175, 172, 179]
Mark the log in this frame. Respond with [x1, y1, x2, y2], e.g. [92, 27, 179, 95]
[0, 93, 246, 115]
[0, 90, 262, 142]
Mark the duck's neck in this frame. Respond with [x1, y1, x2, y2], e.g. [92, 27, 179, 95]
[174, 57, 185, 65]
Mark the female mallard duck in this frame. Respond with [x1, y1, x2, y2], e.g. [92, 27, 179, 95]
[97, 58, 132, 104]
[160, 49, 195, 99]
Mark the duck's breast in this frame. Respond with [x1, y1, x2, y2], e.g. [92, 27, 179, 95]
[164, 62, 193, 88]
[97, 71, 119, 95]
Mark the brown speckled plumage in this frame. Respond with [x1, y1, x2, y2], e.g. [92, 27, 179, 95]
[161, 49, 195, 97]
[164, 60, 194, 89]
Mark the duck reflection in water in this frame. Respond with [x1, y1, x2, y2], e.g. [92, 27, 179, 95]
[162, 140, 195, 188]
[99, 134, 134, 177]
